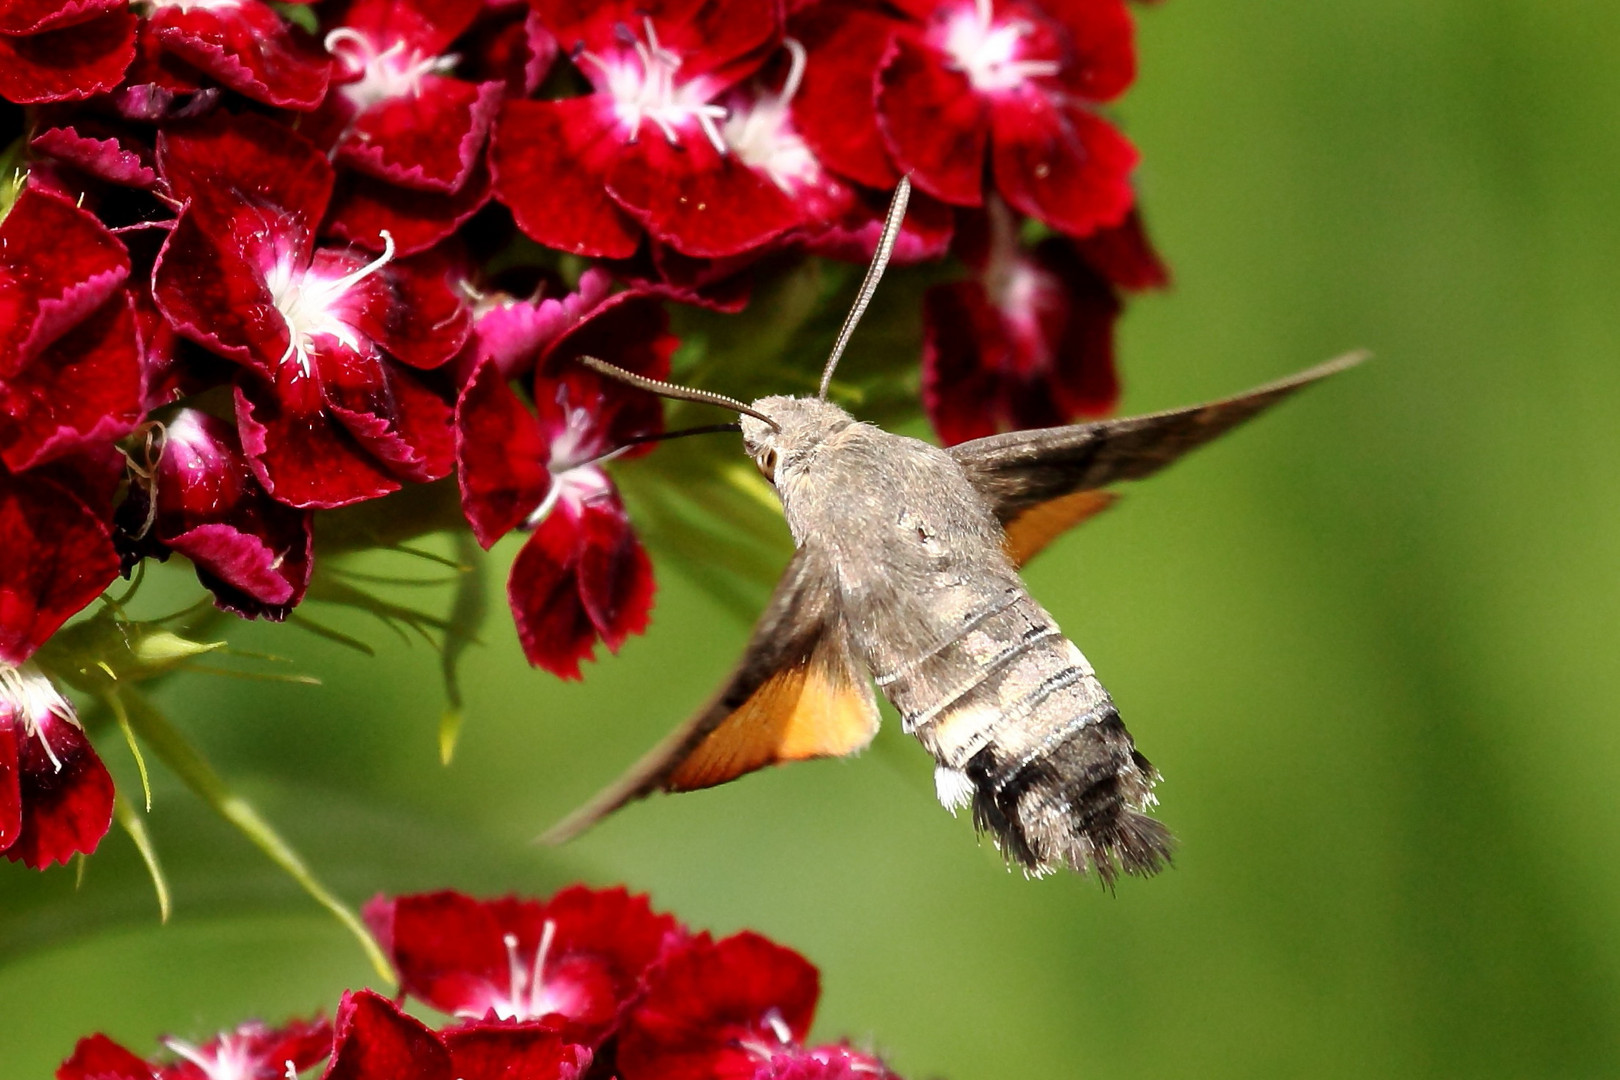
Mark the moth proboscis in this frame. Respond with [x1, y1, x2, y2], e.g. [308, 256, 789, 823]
[544, 179, 1365, 883]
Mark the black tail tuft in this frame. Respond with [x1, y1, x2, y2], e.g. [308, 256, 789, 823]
[966, 707, 1173, 883]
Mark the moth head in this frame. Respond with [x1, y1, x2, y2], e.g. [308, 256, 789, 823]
[740, 396, 853, 485]
[574, 178, 911, 477]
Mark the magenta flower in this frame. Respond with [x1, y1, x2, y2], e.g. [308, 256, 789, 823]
[143, 0, 331, 110]
[152, 112, 469, 509]
[877, 0, 1140, 239]
[0, 660, 115, 869]
[57, 1016, 332, 1080]
[365, 886, 685, 1045]
[455, 289, 670, 677]
[117, 409, 315, 620]
[0, 0, 136, 104]
[922, 198, 1167, 444]
[617, 931, 821, 1080]
[492, 0, 799, 258]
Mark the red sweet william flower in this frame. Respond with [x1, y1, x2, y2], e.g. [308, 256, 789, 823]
[0, 0, 136, 105]
[756, 1044, 900, 1080]
[365, 886, 685, 1045]
[493, 0, 797, 259]
[316, 0, 502, 193]
[116, 409, 315, 620]
[878, 0, 1140, 239]
[0, 454, 122, 665]
[57, 1016, 333, 1080]
[618, 931, 821, 1080]
[455, 289, 671, 677]
[0, 660, 115, 869]
[152, 112, 469, 509]
[922, 198, 1167, 444]
[143, 0, 331, 110]
[0, 182, 143, 472]
[443, 1023, 592, 1080]
[324, 990, 452, 1080]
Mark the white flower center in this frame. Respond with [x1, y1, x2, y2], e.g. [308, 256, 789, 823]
[737, 1008, 796, 1061]
[264, 231, 395, 378]
[723, 39, 821, 194]
[524, 399, 617, 528]
[325, 28, 458, 113]
[941, 0, 1060, 94]
[0, 661, 78, 773]
[576, 17, 727, 152]
[470, 920, 574, 1022]
[163, 1035, 269, 1080]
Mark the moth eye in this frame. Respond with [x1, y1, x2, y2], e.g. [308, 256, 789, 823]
[755, 448, 779, 480]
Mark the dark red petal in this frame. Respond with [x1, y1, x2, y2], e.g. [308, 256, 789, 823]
[792, 2, 902, 189]
[148, 0, 331, 110]
[1076, 206, 1169, 291]
[316, 346, 456, 484]
[235, 378, 402, 510]
[324, 990, 452, 1080]
[171, 518, 313, 618]
[356, 254, 472, 371]
[1030, 237, 1120, 417]
[54, 1033, 152, 1080]
[445, 1025, 591, 1080]
[464, 268, 615, 383]
[574, 496, 654, 653]
[537, 0, 779, 90]
[0, 183, 130, 378]
[455, 8, 556, 97]
[619, 932, 821, 1080]
[149, 207, 291, 377]
[606, 135, 800, 258]
[0, 469, 119, 664]
[0, 725, 20, 859]
[920, 279, 1008, 446]
[1043, 0, 1136, 103]
[876, 33, 988, 206]
[800, 184, 955, 266]
[509, 511, 598, 679]
[492, 97, 641, 259]
[989, 96, 1137, 239]
[158, 111, 333, 228]
[0, 293, 142, 472]
[29, 121, 158, 189]
[539, 290, 675, 388]
[535, 885, 687, 1038]
[327, 156, 494, 257]
[454, 358, 551, 547]
[363, 890, 516, 1018]
[341, 0, 485, 55]
[7, 708, 115, 869]
[339, 77, 503, 193]
[0, 7, 135, 104]
[0, 0, 122, 34]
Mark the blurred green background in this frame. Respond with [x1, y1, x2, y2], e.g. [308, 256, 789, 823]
[7, 0, 1620, 1076]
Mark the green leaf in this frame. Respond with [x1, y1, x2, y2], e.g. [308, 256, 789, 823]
[114, 792, 170, 923]
[438, 533, 486, 765]
[113, 687, 394, 985]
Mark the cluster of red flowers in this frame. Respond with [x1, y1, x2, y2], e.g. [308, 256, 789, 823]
[1, 0, 1166, 868]
[58, 886, 901, 1080]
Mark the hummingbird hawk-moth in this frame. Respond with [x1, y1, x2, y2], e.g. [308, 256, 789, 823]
[547, 180, 1363, 881]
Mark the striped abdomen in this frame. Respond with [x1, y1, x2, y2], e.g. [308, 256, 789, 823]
[875, 587, 1172, 882]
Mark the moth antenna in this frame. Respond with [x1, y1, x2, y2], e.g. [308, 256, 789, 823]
[578, 356, 781, 431]
[574, 423, 743, 469]
[818, 175, 911, 399]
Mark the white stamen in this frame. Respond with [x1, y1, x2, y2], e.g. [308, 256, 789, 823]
[723, 39, 819, 194]
[527, 919, 557, 1018]
[325, 28, 458, 111]
[764, 1010, 794, 1045]
[577, 17, 729, 152]
[163, 1035, 256, 1080]
[267, 230, 396, 377]
[942, 0, 1061, 94]
[502, 932, 525, 1019]
[0, 661, 78, 773]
